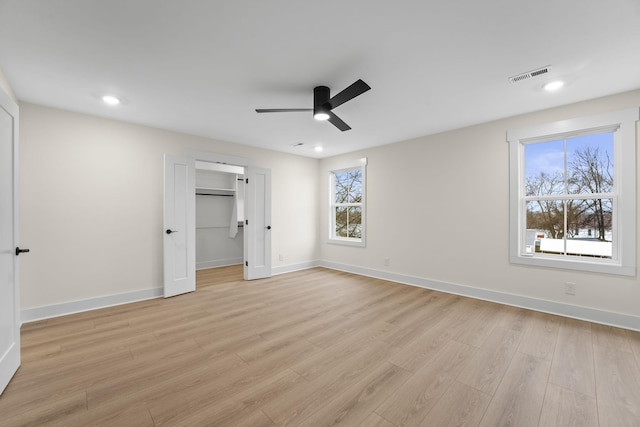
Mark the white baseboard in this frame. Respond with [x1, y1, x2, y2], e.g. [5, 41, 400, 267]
[196, 258, 243, 270]
[272, 260, 321, 276]
[21, 287, 163, 324]
[319, 261, 640, 332]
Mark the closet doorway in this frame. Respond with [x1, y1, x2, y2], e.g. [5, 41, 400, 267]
[195, 161, 245, 273]
[163, 152, 272, 298]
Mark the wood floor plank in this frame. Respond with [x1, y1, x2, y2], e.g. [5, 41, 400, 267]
[358, 412, 396, 427]
[377, 340, 475, 426]
[549, 318, 596, 398]
[456, 326, 522, 395]
[496, 305, 532, 332]
[231, 368, 306, 413]
[228, 410, 277, 427]
[154, 396, 248, 426]
[538, 383, 598, 427]
[144, 356, 298, 424]
[449, 300, 502, 348]
[419, 381, 491, 427]
[304, 310, 398, 350]
[593, 344, 640, 426]
[478, 352, 550, 427]
[4, 266, 640, 426]
[291, 320, 396, 381]
[517, 311, 560, 361]
[591, 322, 632, 353]
[0, 391, 87, 426]
[381, 292, 461, 349]
[262, 339, 396, 426]
[386, 309, 465, 372]
[297, 362, 411, 426]
[86, 351, 246, 409]
[49, 401, 155, 427]
[628, 330, 640, 370]
[2, 347, 134, 405]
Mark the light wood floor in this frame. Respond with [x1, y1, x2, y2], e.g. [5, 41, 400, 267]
[2, 266, 640, 426]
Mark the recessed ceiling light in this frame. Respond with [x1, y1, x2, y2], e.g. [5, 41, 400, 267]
[102, 95, 121, 105]
[314, 146, 323, 152]
[543, 81, 564, 91]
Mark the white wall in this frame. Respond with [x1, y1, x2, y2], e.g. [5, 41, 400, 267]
[320, 90, 640, 327]
[19, 103, 319, 311]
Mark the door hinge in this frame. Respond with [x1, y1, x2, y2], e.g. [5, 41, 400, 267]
[246, 178, 249, 184]
[245, 261, 248, 267]
[245, 219, 248, 225]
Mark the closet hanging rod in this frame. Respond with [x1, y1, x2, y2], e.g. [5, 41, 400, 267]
[195, 193, 234, 197]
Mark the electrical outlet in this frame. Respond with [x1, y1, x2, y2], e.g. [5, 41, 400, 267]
[565, 282, 576, 295]
[384, 258, 390, 267]
[278, 254, 284, 262]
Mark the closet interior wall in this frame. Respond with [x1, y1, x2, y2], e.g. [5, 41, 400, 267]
[195, 166, 245, 270]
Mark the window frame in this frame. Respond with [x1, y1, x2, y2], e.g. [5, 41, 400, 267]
[328, 158, 367, 247]
[508, 108, 638, 276]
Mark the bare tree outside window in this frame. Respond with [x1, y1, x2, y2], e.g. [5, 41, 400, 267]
[568, 144, 613, 241]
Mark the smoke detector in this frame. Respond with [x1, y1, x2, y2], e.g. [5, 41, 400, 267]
[509, 66, 551, 84]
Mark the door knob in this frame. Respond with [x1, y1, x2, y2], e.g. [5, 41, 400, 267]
[166, 229, 178, 234]
[15, 247, 30, 256]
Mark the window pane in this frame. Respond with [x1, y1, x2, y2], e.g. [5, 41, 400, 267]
[526, 199, 613, 258]
[526, 200, 565, 244]
[334, 169, 362, 204]
[524, 140, 565, 196]
[335, 206, 362, 238]
[335, 207, 348, 237]
[347, 206, 362, 238]
[567, 198, 613, 258]
[566, 132, 614, 195]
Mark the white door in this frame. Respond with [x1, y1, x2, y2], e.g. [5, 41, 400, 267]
[244, 167, 272, 280]
[163, 154, 196, 297]
[0, 88, 20, 395]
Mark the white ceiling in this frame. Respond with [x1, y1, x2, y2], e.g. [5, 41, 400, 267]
[1, 1, 639, 158]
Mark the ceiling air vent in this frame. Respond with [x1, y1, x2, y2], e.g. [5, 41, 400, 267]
[509, 66, 551, 84]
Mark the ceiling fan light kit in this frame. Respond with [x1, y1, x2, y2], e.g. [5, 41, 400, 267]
[313, 110, 330, 121]
[256, 79, 371, 131]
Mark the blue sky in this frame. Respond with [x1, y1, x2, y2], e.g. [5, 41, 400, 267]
[524, 132, 614, 179]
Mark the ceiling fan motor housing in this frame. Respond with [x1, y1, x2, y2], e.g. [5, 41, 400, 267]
[313, 86, 330, 117]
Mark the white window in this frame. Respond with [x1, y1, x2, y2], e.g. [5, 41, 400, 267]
[329, 158, 367, 246]
[508, 108, 638, 276]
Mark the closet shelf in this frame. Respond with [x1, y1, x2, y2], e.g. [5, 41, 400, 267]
[196, 186, 235, 196]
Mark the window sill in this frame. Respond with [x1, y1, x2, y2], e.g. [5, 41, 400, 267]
[510, 254, 635, 276]
[328, 237, 365, 248]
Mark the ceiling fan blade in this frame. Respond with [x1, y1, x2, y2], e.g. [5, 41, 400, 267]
[326, 79, 371, 110]
[255, 108, 312, 113]
[327, 111, 351, 131]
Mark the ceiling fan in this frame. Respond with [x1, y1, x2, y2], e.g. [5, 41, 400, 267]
[255, 79, 371, 131]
